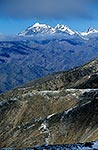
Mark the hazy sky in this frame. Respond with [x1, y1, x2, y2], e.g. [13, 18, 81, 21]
[0, 0, 98, 34]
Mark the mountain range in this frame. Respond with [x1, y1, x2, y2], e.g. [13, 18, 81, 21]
[0, 23, 98, 149]
[0, 59, 98, 147]
[19, 23, 98, 39]
[1, 23, 98, 93]
[19, 23, 76, 37]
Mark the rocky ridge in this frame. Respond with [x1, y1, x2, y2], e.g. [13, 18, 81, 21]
[22, 58, 98, 90]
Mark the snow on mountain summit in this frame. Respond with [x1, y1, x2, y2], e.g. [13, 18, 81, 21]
[19, 23, 55, 36]
[19, 23, 76, 36]
[28, 22, 53, 31]
[87, 27, 98, 33]
[81, 27, 98, 36]
[19, 23, 98, 39]
[55, 24, 75, 35]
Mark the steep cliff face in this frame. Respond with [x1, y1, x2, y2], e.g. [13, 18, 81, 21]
[0, 88, 98, 147]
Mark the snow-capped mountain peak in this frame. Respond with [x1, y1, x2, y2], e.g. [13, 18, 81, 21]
[81, 27, 98, 36]
[55, 24, 69, 30]
[29, 22, 51, 30]
[19, 23, 55, 36]
[32, 22, 45, 27]
[19, 23, 98, 39]
[19, 23, 76, 36]
[55, 24, 75, 35]
[87, 27, 98, 33]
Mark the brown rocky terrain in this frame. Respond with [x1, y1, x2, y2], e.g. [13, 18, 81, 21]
[0, 88, 98, 147]
[0, 59, 98, 148]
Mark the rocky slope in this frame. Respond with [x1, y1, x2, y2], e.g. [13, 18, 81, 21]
[0, 39, 98, 148]
[0, 59, 98, 148]
[0, 88, 98, 147]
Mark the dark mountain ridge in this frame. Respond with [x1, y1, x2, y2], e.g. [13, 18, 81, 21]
[22, 58, 98, 90]
[1, 35, 98, 93]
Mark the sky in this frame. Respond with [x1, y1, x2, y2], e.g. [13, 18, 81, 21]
[0, 0, 98, 35]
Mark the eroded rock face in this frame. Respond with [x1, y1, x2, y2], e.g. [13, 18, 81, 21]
[0, 88, 98, 147]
